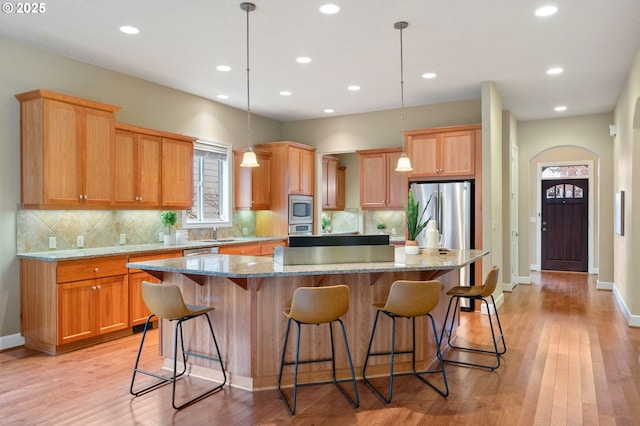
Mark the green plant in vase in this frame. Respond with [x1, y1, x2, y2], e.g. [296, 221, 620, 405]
[161, 211, 178, 245]
[402, 189, 432, 254]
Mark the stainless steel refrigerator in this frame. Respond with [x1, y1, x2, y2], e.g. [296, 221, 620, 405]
[410, 180, 475, 291]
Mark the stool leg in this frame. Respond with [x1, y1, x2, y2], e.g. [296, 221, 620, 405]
[130, 314, 172, 396]
[362, 311, 396, 403]
[335, 319, 359, 409]
[277, 318, 298, 415]
[171, 314, 227, 410]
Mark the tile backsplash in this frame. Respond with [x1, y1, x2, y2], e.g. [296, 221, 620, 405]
[17, 209, 256, 252]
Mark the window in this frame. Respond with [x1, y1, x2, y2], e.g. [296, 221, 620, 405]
[183, 139, 232, 228]
[541, 165, 588, 178]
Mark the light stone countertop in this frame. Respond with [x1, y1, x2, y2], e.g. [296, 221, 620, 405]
[16, 237, 287, 261]
[126, 248, 488, 278]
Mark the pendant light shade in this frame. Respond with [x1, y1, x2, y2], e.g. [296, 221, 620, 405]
[394, 21, 413, 172]
[240, 2, 259, 168]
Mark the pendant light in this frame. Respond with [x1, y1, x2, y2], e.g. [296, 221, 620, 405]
[394, 21, 413, 172]
[239, 2, 259, 167]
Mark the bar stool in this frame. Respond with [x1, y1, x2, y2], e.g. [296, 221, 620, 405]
[277, 285, 359, 415]
[130, 281, 226, 409]
[440, 265, 506, 370]
[362, 279, 449, 403]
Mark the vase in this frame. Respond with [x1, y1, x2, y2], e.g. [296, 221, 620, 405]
[405, 240, 420, 255]
[164, 234, 176, 246]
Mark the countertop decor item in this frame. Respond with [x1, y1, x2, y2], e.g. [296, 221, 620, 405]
[161, 210, 178, 245]
[403, 188, 432, 254]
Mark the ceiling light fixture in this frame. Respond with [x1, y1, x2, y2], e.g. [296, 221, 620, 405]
[535, 5, 558, 17]
[319, 4, 340, 14]
[555, 105, 567, 112]
[280, 91, 292, 96]
[347, 85, 360, 91]
[422, 72, 437, 79]
[240, 2, 259, 168]
[216, 65, 231, 72]
[217, 94, 229, 100]
[546, 67, 563, 75]
[296, 56, 312, 64]
[119, 25, 139, 35]
[324, 108, 334, 113]
[394, 21, 413, 172]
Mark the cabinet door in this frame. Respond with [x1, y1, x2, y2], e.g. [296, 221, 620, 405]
[360, 153, 388, 209]
[83, 109, 114, 205]
[43, 100, 81, 205]
[322, 157, 338, 209]
[440, 131, 475, 176]
[58, 280, 95, 345]
[336, 166, 346, 210]
[137, 134, 162, 206]
[96, 275, 128, 335]
[114, 130, 137, 205]
[386, 151, 407, 208]
[298, 148, 314, 195]
[407, 134, 439, 177]
[234, 150, 271, 210]
[162, 138, 194, 208]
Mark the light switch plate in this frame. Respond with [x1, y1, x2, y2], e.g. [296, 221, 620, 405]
[119, 234, 126, 245]
[48, 237, 56, 249]
[77, 236, 84, 248]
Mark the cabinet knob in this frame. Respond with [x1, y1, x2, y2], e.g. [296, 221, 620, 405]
[97, 285, 101, 290]
[92, 286, 97, 290]
[78, 195, 83, 200]
[94, 268, 99, 272]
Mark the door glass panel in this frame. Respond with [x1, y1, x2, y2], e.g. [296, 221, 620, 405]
[574, 186, 584, 198]
[541, 165, 589, 178]
[565, 184, 574, 198]
[546, 187, 556, 198]
[555, 184, 563, 198]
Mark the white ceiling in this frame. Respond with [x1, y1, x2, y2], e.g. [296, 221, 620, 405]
[1, 0, 639, 122]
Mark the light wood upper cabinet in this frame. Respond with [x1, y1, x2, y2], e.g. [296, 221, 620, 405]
[16, 90, 121, 208]
[357, 148, 407, 209]
[322, 156, 345, 210]
[114, 126, 162, 207]
[234, 149, 272, 210]
[162, 137, 194, 208]
[289, 146, 314, 195]
[406, 125, 479, 179]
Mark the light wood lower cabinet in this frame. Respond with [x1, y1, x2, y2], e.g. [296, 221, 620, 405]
[219, 240, 286, 256]
[57, 274, 128, 345]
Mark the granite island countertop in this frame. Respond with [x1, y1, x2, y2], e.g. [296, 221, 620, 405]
[126, 248, 488, 279]
[16, 236, 287, 261]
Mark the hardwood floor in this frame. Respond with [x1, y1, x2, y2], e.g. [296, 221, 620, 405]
[2, 271, 640, 425]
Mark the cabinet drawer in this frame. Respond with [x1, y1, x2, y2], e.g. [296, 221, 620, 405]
[128, 250, 182, 273]
[260, 241, 286, 256]
[219, 244, 261, 256]
[57, 256, 128, 283]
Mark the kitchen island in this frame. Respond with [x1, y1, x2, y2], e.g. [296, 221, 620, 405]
[127, 248, 488, 391]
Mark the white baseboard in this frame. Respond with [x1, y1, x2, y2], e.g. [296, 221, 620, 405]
[530, 264, 539, 271]
[0, 333, 25, 351]
[596, 279, 613, 291]
[612, 285, 640, 327]
[502, 281, 516, 292]
[519, 275, 532, 285]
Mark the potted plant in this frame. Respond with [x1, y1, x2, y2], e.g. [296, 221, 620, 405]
[161, 210, 178, 245]
[402, 189, 432, 255]
[322, 216, 332, 233]
[377, 223, 387, 234]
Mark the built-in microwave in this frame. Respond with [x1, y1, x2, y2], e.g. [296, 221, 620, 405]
[288, 195, 313, 224]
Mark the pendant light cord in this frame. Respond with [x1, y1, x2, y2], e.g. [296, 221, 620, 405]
[245, 3, 252, 150]
[399, 24, 405, 148]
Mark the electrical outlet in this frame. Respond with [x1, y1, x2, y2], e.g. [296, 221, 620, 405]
[159, 232, 164, 241]
[391, 228, 396, 236]
[242, 227, 249, 236]
[48, 237, 56, 249]
[76, 236, 84, 248]
[119, 233, 126, 245]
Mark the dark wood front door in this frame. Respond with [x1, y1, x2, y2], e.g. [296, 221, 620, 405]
[541, 179, 588, 272]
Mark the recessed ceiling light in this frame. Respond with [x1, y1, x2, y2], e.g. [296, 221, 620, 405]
[216, 65, 231, 72]
[535, 5, 558, 17]
[119, 25, 140, 35]
[319, 4, 340, 14]
[216, 94, 229, 100]
[555, 105, 567, 112]
[296, 56, 312, 64]
[324, 108, 335, 113]
[422, 72, 437, 79]
[280, 91, 292, 96]
[546, 67, 563, 75]
[347, 85, 360, 91]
